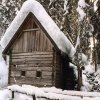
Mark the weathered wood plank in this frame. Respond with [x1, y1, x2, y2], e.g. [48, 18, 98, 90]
[11, 55, 53, 59]
[23, 28, 39, 32]
[10, 70, 21, 77]
[10, 69, 53, 78]
[11, 52, 53, 56]
[11, 56, 53, 60]
[12, 23, 54, 53]
[10, 69, 53, 79]
[11, 60, 53, 64]
[11, 61, 53, 65]
[10, 77, 52, 86]
[26, 71, 36, 77]
[42, 71, 52, 76]
[11, 66, 52, 71]
[11, 63, 53, 67]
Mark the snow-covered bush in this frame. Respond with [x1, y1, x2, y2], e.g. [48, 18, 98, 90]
[82, 71, 94, 91]
[81, 63, 100, 92]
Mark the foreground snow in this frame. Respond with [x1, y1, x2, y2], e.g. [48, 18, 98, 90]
[0, 89, 11, 100]
[1, 85, 100, 100]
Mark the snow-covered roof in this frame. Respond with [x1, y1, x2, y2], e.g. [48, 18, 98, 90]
[0, 0, 75, 58]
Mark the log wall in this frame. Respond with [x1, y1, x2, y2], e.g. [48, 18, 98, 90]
[8, 14, 63, 88]
[9, 52, 54, 86]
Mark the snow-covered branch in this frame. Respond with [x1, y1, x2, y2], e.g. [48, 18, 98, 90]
[77, 0, 89, 21]
[63, 0, 69, 15]
[94, 0, 98, 12]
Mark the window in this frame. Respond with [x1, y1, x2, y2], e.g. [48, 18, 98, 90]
[21, 71, 26, 77]
[36, 70, 42, 78]
[13, 64, 16, 67]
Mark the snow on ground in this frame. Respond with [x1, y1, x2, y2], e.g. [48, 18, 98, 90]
[13, 93, 32, 100]
[84, 62, 95, 73]
[0, 89, 11, 100]
[1, 85, 100, 100]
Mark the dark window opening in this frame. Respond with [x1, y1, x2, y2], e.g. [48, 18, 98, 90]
[36, 71, 42, 78]
[13, 64, 16, 67]
[21, 71, 26, 76]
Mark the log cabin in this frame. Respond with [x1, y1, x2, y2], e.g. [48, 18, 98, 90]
[0, 0, 76, 90]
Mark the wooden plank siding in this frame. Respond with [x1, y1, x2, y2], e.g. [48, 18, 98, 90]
[10, 77, 52, 86]
[7, 13, 63, 88]
[54, 51, 63, 88]
[9, 13, 53, 53]
[9, 16, 61, 87]
[9, 52, 54, 86]
[11, 30, 53, 53]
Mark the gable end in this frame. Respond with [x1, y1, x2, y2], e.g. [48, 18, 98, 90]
[3, 13, 60, 54]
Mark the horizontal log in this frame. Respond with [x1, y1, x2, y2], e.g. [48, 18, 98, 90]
[26, 71, 52, 77]
[10, 82, 52, 87]
[23, 28, 39, 32]
[10, 61, 53, 65]
[11, 66, 53, 71]
[11, 52, 53, 56]
[11, 63, 53, 67]
[11, 54, 53, 59]
[42, 71, 52, 76]
[11, 70, 21, 77]
[10, 70, 53, 79]
[11, 60, 53, 64]
[10, 77, 52, 86]
[11, 58, 53, 62]
[26, 71, 36, 77]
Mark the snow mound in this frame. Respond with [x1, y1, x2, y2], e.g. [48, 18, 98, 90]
[0, 58, 8, 88]
[0, 89, 11, 100]
[85, 63, 95, 73]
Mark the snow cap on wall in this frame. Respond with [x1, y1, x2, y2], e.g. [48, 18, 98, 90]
[0, 0, 75, 58]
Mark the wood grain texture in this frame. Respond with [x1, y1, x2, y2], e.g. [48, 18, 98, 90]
[7, 13, 71, 89]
